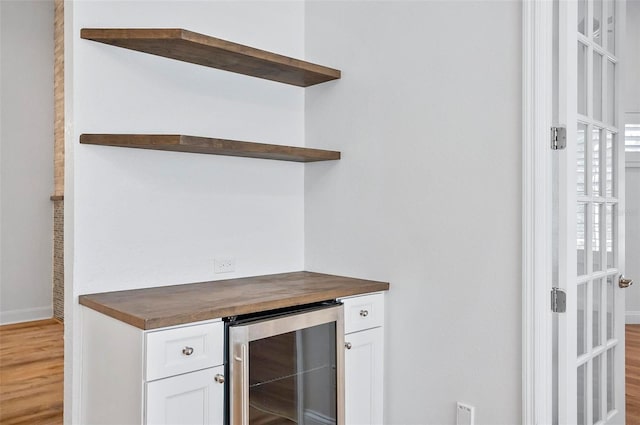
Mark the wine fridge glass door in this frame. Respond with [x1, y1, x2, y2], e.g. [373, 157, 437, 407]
[228, 305, 345, 425]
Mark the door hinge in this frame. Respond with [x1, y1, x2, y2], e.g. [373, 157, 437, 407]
[551, 287, 566, 313]
[551, 126, 567, 150]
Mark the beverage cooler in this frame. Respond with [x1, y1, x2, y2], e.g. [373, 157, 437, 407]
[225, 301, 344, 425]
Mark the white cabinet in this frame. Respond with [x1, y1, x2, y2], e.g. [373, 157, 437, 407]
[144, 322, 225, 425]
[146, 365, 224, 425]
[81, 308, 225, 425]
[341, 293, 385, 425]
[81, 292, 385, 425]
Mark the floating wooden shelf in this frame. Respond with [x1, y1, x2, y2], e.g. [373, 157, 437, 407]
[80, 28, 341, 87]
[80, 134, 341, 163]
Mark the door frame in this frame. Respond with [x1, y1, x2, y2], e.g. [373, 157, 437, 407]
[522, 0, 555, 423]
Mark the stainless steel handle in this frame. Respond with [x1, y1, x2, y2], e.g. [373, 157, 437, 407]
[231, 343, 248, 425]
[240, 344, 248, 425]
[359, 310, 369, 317]
[214, 374, 225, 384]
[182, 346, 194, 356]
[345, 342, 352, 350]
[620, 276, 634, 289]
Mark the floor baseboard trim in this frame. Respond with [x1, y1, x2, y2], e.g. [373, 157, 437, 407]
[626, 311, 640, 324]
[0, 306, 53, 325]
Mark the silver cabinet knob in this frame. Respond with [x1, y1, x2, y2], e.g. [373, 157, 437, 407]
[214, 374, 225, 384]
[182, 346, 194, 356]
[359, 310, 369, 317]
[620, 275, 634, 289]
[345, 342, 352, 350]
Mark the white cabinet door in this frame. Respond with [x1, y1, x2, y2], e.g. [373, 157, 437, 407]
[145, 365, 224, 425]
[344, 327, 383, 425]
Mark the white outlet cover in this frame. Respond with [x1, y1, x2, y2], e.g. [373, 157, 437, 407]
[456, 402, 474, 425]
[214, 258, 235, 274]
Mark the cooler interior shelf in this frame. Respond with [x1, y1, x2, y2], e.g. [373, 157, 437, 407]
[80, 28, 341, 87]
[80, 134, 341, 163]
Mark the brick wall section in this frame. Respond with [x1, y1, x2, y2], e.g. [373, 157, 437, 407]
[53, 200, 64, 322]
[53, 0, 64, 197]
[53, 0, 64, 321]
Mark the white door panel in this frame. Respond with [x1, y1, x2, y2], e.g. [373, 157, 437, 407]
[555, 1, 626, 424]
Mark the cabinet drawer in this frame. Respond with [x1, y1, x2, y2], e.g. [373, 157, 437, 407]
[145, 321, 223, 381]
[342, 293, 384, 334]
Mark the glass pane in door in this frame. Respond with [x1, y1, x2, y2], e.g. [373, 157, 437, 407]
[578, 203, 587, 275]
[578, 0, 587, 34]
[593, 0, 603, 45]
[593, 203, 603, 272]
[606, 204, 615, 269]
[578, 283, 588, 356]
[578, 42, 588, 116]
[578, 123, 588, 195]
[248, 323, 337, 424]
[593, 128, 602, 195]
[593, 53, 603, 122]
[578, 363, 588, 425]
[593, 279, 602, 348]
[607, 347, 615, 412]
[606, 0, 616, 53]
[606, 61, 616, 125]
[607, 275, 615, 340]
[594, 354, 603, 422]
[605, 132, 615, 196]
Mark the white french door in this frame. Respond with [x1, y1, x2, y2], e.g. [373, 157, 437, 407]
[554, 0, 627, 424]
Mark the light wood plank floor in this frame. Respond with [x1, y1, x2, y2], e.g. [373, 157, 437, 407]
[627, 325, 640, 423]
[0, 319, 63, 425]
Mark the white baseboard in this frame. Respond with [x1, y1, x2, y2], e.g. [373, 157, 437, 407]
[0, 306, 53, 325]
[626, 311, 640, 324]
[626, 151, 640, 168]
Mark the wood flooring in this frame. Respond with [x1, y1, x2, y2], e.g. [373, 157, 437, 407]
[628, 325, 640, 423]
[0, 319, 63, 425]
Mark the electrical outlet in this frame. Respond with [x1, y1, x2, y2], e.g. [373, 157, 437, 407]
[456, 402, 475, 425]
[214, 258, 235, 274]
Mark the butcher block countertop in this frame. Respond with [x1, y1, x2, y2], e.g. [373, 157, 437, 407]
[79, 271, 389, 330]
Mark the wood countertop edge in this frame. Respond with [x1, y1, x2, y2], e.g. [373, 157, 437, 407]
[79, 296, 147, 329]
[79, 278, 389, 330]
[143, 283, 389, 330]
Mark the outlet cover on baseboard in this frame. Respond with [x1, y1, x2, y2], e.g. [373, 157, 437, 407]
[456, 402, 475, 425]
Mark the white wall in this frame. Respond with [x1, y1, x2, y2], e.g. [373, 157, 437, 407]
[0, 0, 54, 324]
[71, 1, 306, 295]
[624, 0, 640, 323]
[66, 1, 308, 421]
[305, 2, 521, 424]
